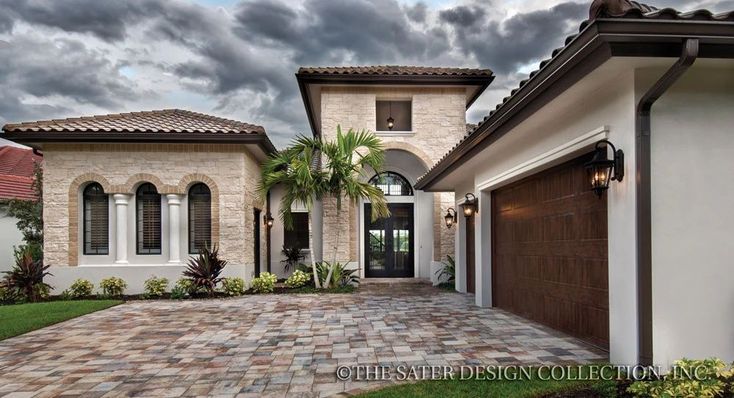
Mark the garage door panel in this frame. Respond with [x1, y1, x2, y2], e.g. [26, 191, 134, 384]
[492, 153, 609, 349]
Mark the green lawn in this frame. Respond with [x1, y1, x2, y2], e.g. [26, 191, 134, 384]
[0, 300, 122, 340]
[356, 369, 617, 398]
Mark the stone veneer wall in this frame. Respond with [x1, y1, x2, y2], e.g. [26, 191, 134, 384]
[43, 143, 264, 269]
[320, 86, 466, 263]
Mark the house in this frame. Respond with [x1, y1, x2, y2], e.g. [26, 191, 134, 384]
[267, 66, 493, 279]
[414, 0, 734, 368]
[2, 110, 275, 292]
[0, 145, 42, 272]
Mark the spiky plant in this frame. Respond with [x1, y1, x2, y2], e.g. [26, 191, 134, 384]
[183, 245, 227, 296]
[3, 246, 51, 302]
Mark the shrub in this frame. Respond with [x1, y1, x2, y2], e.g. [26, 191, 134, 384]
[317, 262, 359, 288]
[2, 246, 52, 302]
[628, 358, 734, 398]
[281, 245, 305, 272]
[285, 270, 309, 288]
[65, 279, 94, 299]
[99, 277, 127, 297]
[221, 277, 246, 296]
[435, 255, 455, 284]
[143, 276, 169, 298]
[183, 245, 227, 296]
[250, 272, 277, 293]
[170, 278, 195, 299]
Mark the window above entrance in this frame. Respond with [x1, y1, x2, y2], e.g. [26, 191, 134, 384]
[376, 100, 411, 132]
[369, 172, 413, 196]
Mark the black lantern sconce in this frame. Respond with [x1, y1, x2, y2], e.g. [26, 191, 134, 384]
[585, 139, 624, 197]
[263, 213, 274, 228]
[444, 208, 457, 229]
[386, 101, 395, 130]
[460, 193, 478, 218]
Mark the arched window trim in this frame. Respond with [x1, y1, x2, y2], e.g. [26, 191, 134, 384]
[369, 172, 414, 196]
[188, 183, 212, 254]
[82, 182, 109, 255]
[136, 182, 162, 255]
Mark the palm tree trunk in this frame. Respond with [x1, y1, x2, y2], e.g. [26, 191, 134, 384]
[324, 196, 341, 289]
[308, 211, 321, 288]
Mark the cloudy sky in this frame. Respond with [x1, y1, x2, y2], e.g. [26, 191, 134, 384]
[0, 0, 731, 147]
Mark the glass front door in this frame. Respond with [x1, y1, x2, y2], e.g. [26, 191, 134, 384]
[364, 202, 414, 277]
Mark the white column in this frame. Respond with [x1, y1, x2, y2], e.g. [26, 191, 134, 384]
[113, 194, 130, 264]
[166, 194, 182, 264]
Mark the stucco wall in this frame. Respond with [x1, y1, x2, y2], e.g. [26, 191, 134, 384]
[646, 60, 734, 366]
[444, 58, 640, 364]
[41, 143, 264, 293]
[319, 86, 466, 268]
[0, 208, 23, 272]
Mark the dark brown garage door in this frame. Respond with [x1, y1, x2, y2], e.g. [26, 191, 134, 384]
[492, 153, 609, 349]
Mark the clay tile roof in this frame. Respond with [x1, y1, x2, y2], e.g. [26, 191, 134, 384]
[0, 146, 41, 177]
[297, 65, 492, 77]
[415, 0, 734, 188]
[2, 109, 266, 135]
[0, 146, 40, 201]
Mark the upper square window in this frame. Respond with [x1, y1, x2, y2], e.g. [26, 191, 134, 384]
[376, 100, 411, 131]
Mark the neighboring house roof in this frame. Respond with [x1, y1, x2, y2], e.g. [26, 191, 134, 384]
[297, 65, 493, 77]
[296, 65, 494, 137]
[0, 146, 41, 201]
[2, 109, 276, 156]
[414, 0, 734, 190]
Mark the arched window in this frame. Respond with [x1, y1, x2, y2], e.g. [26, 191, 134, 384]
[369, 172, 413, 196]
[188, 183, 211, 254]
[83, 183, 109, 255]
[136, 183, 161, 255]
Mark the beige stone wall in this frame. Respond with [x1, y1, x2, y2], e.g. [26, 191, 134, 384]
[320, 86, 466, 262]
[42, 143, 263, 268]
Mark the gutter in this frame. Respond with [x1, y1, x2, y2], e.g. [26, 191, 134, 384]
[635, 38, 698, 366]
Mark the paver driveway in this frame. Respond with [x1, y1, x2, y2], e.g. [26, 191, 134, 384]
[0, 283, 605, 397]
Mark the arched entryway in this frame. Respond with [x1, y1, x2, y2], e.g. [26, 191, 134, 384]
[359, 149, 433, 279]
[364, 172, 414, 277]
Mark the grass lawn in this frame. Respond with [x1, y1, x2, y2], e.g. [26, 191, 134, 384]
[0, 300, 122, 341]
[356, 368, 617, 398]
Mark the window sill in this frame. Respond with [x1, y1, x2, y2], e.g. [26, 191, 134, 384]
[375, 131, 414, 137]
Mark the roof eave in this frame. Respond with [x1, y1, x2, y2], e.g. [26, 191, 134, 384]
[1, 131, 278, 156]
[415, 18, 734, 191]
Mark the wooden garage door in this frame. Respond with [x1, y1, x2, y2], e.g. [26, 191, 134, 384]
[492, 153, 609, 349]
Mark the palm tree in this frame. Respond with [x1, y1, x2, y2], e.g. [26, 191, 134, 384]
[259, 135, 328, 288]
[321, 126, 389, 287]
[259, 127, 389, 289]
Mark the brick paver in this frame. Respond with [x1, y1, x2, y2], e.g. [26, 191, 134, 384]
[0, 283, 605, 397]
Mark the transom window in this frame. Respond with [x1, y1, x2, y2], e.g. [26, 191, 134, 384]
[188, 183, 211, 254]
[369, 172, 413, 196]
[136, 183, 162, 255]
[83, 183, 109, 255]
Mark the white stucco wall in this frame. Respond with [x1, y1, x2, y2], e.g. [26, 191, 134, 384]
[444, 58, 640, 365]
[645, 60, 734, 366]
[0, 208, 23, 272]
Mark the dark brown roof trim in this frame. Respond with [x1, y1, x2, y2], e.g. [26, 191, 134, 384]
[415, 16, 734, 190]
[297, 65, 493, 77]
[296, 67, 495, 136]
[2, 131, 277, 155]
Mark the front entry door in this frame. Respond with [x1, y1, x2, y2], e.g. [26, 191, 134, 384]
[365, 203, 414, 277]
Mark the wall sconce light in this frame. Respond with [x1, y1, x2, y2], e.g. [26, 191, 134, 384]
[585, 139, 624, 197]
[263, 213, 274, 228]
[444, 208, 457, 229]
[460, 193, 478, 218]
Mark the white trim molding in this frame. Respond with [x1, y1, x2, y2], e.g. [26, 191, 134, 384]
[476, 126, 609, 192]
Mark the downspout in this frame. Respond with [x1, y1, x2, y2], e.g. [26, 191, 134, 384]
[636, 38, 698, 365]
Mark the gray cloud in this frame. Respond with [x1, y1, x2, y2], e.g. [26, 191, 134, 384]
[441, 2, 587, 74]
[405, 2, 429, 23]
